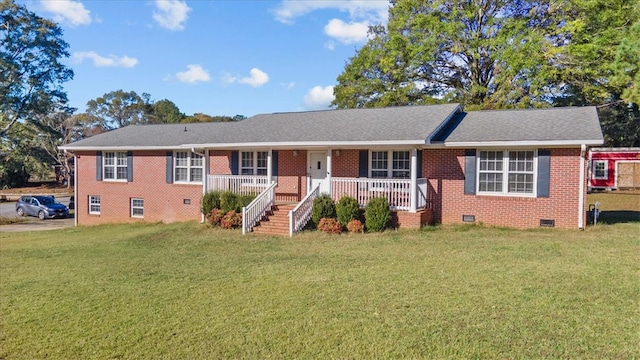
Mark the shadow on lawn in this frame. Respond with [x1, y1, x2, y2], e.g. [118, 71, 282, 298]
[596, 211, 640, 224]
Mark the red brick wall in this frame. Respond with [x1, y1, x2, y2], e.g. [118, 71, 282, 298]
[423, 148, 584, 229]
[332, 149, 360, 177]
[75, 151, 203, 225]
[209, 150, 232, 174]
[275, 150, 307, 202]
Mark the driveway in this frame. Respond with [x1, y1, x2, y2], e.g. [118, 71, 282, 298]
[0, 196, 75, 233]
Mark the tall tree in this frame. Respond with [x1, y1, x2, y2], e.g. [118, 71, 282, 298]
[149, 99, 184, 123]
[333, 0, 562, 110]
[86, 90, 148, 129]
[0, 0, 73, 137]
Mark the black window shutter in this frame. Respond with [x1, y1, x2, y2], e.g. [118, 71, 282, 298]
[127, 151, 133, 182]
[464, 149, 476, 195]
[416, 150, 423, 178]
[231, 151, 239, 175]
[272, 151, 279, 177]
[537, 149, 550, 198]
[96, 151, 102, 181]
[358, 150, 368, 177]
[166, 152, 173, 184]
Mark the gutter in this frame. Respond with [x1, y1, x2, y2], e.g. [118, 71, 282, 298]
[578, 144, 586, 229]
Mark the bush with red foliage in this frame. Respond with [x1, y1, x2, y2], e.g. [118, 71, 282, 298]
[221, 210, 242, 229]
[346, 219, 364, 233]
[317, 218, 342, 234]
[210, 208, 224, 226]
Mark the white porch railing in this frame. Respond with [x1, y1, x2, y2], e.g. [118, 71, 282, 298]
[331, 177, 429, 211]
[206, 175, 269, 195]
[242, 181, 277, 234]
[289, 182, 321, 237]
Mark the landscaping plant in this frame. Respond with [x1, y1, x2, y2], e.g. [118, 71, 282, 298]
[336, 195, 360, 227]
[365, 197, 391, 232]
[346, 219, 364, 233]
[311, 194, 336, 226]
[201, 190, 222, 216]
[220, 210, 242, 229]
[317, 218, 342, 234]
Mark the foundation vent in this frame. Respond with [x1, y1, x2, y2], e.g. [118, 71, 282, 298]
[540, 219, 555, 227]
[462, 214, 475, 222]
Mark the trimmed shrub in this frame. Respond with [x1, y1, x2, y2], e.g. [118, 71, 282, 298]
[311, 194, 336, 226]
[220, 191, 239, 213]
[336, 195, 360, 227]
[201, 190, 222, 216]
[346, 219, 364, 233]
[237, 193, 256, 211]
[365, 197, 391, 232]
[210, 208, 224, 226]
[317, 218, 342, 234]
[221, 210, 242, 229]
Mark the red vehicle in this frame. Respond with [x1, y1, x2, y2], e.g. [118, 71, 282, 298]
[588, 147, 640, 191]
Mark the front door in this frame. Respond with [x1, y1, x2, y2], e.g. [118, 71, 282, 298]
[309, 151, 329, 194]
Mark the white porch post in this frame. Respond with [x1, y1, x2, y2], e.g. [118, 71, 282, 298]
[326, 149, 332, 197]
[410, 148, 418, 213]
[267, 149, 273, 183]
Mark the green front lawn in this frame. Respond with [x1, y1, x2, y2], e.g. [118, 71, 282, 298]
[1, 222, 638, 358]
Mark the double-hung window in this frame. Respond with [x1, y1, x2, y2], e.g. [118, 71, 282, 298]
[131, 198, 144, 218]
[240, 151, 268, 175]
[478, 150, 536, 195]
[370, 150, 410, 179]
[174, 151, 203, 183]
[593, 160, 607, 179]
[104, 152, 127, 180]
[89, 195, 100, 215]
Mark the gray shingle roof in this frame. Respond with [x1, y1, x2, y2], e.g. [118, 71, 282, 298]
[444, 106, 603, 144]
[234, 104, 461, 143]
[61, 104, 462, 149]
[60, 104, 603, 150]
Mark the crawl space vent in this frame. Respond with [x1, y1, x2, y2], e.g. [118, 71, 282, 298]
[540, 219, 555, 227]
[462, 214, 475, 222]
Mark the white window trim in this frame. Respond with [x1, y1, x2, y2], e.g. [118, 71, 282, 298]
[240, 151, 268, 176]
[593, 160, 608, 180]
[369, 150, 411, 179]
[89, 195, 101, 215]
[476, 149, 538, 197]
[173, 151, 204, 184]
[103, 151, 128, 182]
[131, 198, 144, 218]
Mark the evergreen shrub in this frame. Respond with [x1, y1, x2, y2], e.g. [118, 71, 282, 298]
[365, 197, 390, 232]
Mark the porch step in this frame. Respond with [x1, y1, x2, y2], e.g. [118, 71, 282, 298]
[251, 204, 296, 236]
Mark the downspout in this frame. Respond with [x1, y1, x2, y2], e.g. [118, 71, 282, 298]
[192, 147, 207, 223]
[578, 144, 586, 230]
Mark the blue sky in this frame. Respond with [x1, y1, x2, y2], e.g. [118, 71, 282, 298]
[20, 0, 390, 118]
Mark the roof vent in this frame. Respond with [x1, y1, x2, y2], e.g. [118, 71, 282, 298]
[184, 126, 187, 132]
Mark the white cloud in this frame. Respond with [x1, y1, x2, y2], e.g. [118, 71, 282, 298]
[324, 19, 369, 44]
[40, 0, 91, 26]
[224, 68, 270, 88]
[174, 64, 211, 83]
[72, 51, 138, 68]
[304, 85, 335, 110]
[273, 0, 388, 25]
[153, 0, 191, 31]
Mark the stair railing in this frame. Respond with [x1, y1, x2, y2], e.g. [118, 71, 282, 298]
[289, 182, 321, 237]
[242, 181, 277, 235]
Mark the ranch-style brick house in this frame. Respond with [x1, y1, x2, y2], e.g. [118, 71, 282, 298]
[60, 104, 604, 234]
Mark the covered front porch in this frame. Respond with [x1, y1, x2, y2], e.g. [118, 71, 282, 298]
[204, 148, 430, 235]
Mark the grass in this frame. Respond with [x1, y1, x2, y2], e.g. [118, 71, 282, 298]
[1, 219, 638, 359]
